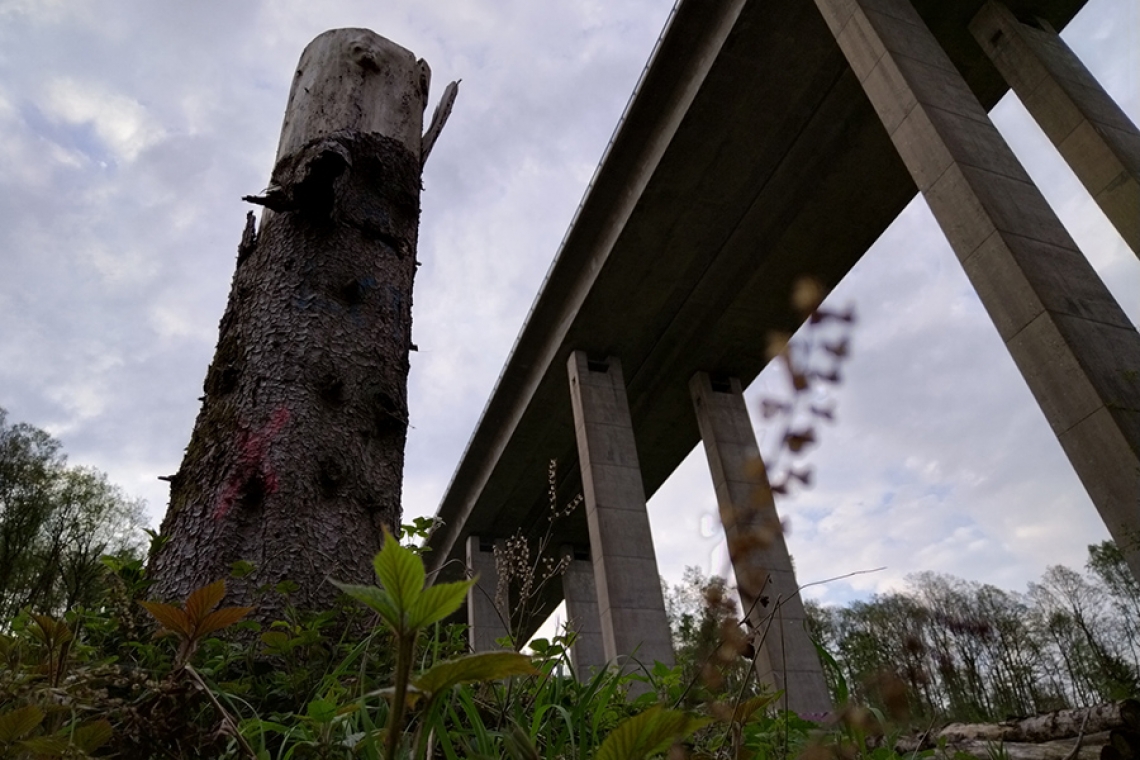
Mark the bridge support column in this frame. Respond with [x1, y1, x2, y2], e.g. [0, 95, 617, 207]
[814, 0, 1140, 579]
[567, 351, 675, 673]
[560, 544, 606, 680]
[466, 535, 509, 652]
[690, 373, 831, 715]
[970, 1, 1140, 256]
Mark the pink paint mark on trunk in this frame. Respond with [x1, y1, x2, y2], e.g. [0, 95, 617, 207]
[214, 406, 291, 519]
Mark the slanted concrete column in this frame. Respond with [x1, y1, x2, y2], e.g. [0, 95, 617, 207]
[971, 2, 1140, 256]
[567, 351, 675, 671]
[813, 0, 1140, 579]
[690, 373, 831, 715]
[466, 535, 509, 652]
[560, 544, 606, 680]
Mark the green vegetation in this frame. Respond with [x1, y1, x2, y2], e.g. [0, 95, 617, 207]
[803, 541, 1140, 723]
[2, 402, 1135, 758]
[5, 507, 1128, 758]
[0, 526, 834, 759]
[0, 407, 145, 620]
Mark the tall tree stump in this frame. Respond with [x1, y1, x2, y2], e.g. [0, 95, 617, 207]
[149, 29, 437, 615]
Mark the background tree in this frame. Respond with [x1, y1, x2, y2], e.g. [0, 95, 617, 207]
[0, 407, 145, 619]
[804, 545, 1139, 725]
[664, 566, 770, 702]
[1087, 540, 1140, 671]
[1030, 564, 1140, 702]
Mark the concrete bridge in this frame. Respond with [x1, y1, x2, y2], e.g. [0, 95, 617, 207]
[425, 0, 1140, 714]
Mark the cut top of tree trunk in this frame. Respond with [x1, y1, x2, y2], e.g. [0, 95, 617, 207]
[275, 29, 430, 161]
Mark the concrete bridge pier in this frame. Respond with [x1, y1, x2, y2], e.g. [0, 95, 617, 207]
[560, 544, 607, 679]
[970, 1, 1140, 257]
[690, 372, 832, 715]
[466, 535, 510, 652]
[567, 351, 676, 674]
[814, 0, 1140, 579]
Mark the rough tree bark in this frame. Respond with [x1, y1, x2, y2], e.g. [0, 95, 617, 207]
[149, 29, 452, 616]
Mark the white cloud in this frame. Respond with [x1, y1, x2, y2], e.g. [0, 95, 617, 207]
[149, 302, 212, 342]
[0, 0, 74, 23]
[79, 239, 160, 288]
[41, 76, 165, 163]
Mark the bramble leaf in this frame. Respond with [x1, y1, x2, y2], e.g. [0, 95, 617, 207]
[185, 579, 226, 624]
[306, 697, 339, 724]
[18, 736, 70, 754]
[30, 614, 73, 648]
[139, 601, 193, 638]
[230, 560, 256, 579]
[407, 578, 474, 629]
[0, 705, 43, 742]
[732, 693, 780, 724]
[141, 580, 252, 643]
[260, 631, 291, 650]
[196, 605, 254, 638]
[413, 651, 537, 696]
[373, 529, 424, 616]
[595, 706, 709, 760]
[72, 720, 113, 753]
[331, 582, 400, 630]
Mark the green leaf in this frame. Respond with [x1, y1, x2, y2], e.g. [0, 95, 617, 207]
[260, 631, 292, 651]
[731, 692, 781, 724]
[595, 706, 709, 760]
[18, 736, 71, 754]
[230, 560, 256, 579]
[72, 720, 113, 753]
[502, 721, 540, 760]
[812, 635, 848, 705]
[306, 697, 338, 724]
[371, 684, 427, 710]
[330, 582, 400, 630]
[373, 530, 424, 615]
[241, 719, 293, 736]
[0, 705, 44, 742]
[413, 651, 537, 695]
[407, 578, 474, 629]
[275, 580, 299, 595]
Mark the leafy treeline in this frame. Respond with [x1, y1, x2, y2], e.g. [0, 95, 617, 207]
[0, 407, 145, 620]
[666, 568, 766, 703]
[804, 542, 1140, 723]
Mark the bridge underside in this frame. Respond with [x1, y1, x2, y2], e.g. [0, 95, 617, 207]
[427, 0, 1088, 588]
[427, 0, 1140, 709]
[424, 0, 1140, 711]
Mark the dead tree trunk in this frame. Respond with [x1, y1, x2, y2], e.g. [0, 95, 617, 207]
[149, 29, 449, 616]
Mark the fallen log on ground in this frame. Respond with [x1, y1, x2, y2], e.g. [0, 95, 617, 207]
[937, 701, 1140, 745]
[930, 733, 1109, 760]
[887, 700, 1140, 759]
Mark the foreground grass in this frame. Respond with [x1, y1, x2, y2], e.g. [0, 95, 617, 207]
[0, 535, 914, 760]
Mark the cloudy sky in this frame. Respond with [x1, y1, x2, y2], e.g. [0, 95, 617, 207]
[1, 0, 1136, 609]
